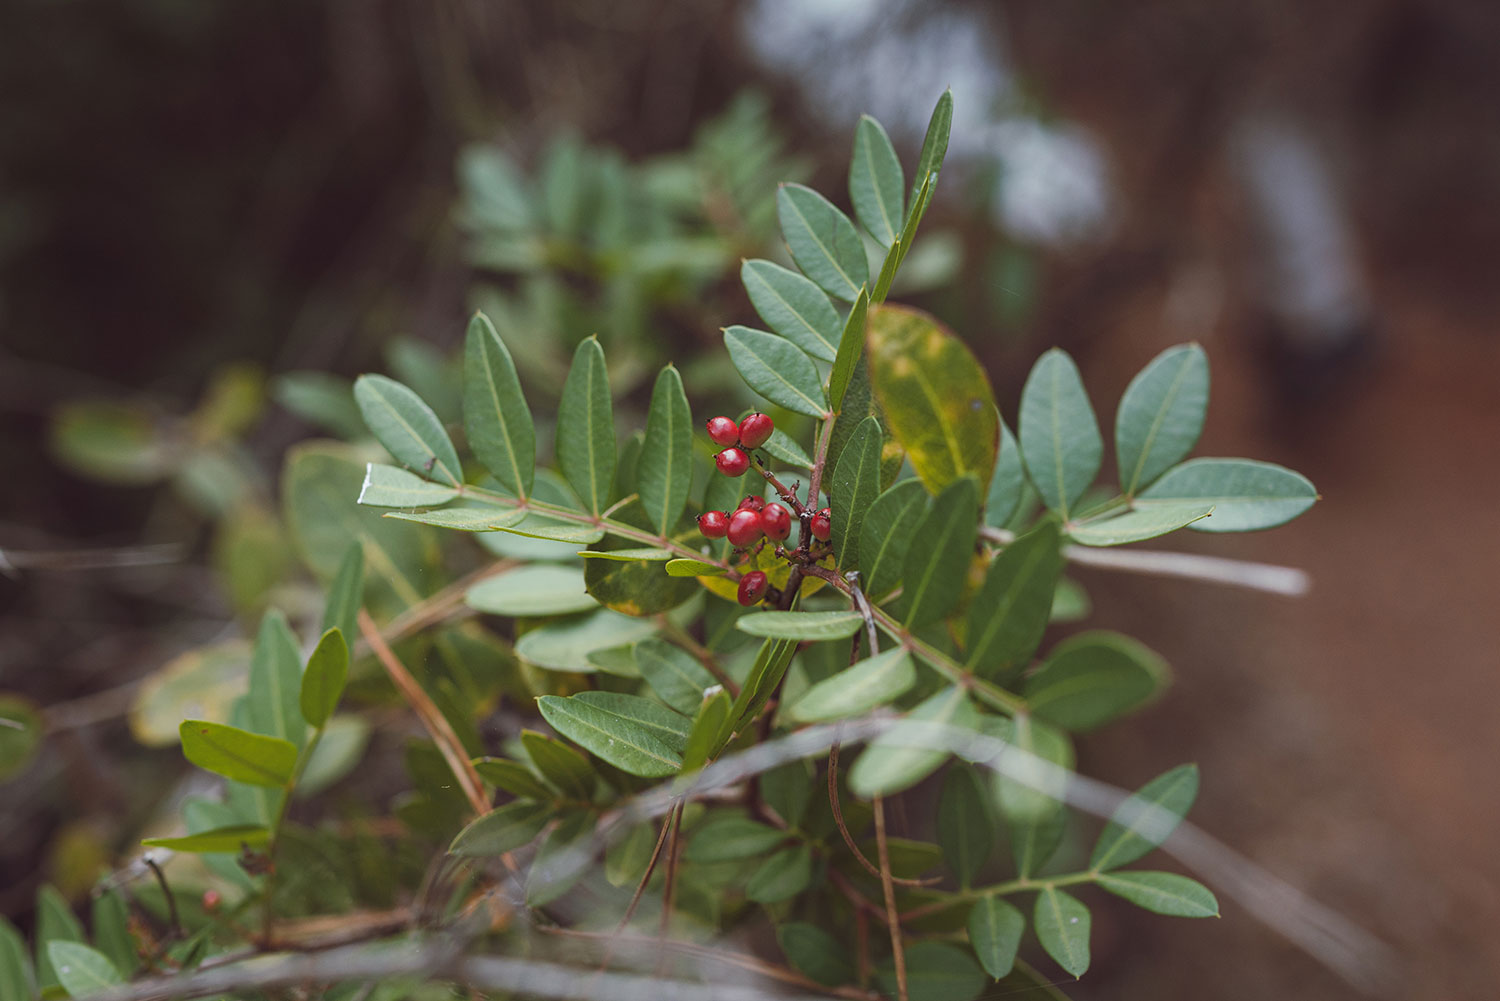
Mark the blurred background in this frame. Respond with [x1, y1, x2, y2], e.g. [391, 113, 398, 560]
[2, 1, 1497, 998]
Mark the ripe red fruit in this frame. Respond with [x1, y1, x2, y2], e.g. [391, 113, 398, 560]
[760, 502, 791, 541]
[697, 510, 729, 539]
[737, 570, 769, 606]
[810, 507, 832, 541]
[726, 509, 763, 547]
[202, 890, 222, 911]
[737, 495, 765, 512]
[739, 412, 774, 449]
[716, 447, 750, 477]
[705, 416, 740, 447]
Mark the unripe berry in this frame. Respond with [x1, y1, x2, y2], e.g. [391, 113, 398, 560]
[739, 412, 774, 449]
[760, 502, 791, 541]
[737, 495, 765, 512]
[697, 510, 729, 539]
[715, 447, 750, 477]
[737, 570, 769, 606]
[705, 416, 740, 447]
[726, 508, 763, 547]
[810, 507, 832, 541]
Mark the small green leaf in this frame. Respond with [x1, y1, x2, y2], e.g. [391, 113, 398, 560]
[1090, 763, 1199, 871]
[520, 730, 596, 800]
[830, 416, 882, 571]
[910, 89, 954, 218]
[741, 259, 840, 361]
[248, 609, 305, 749]
[320, 541, 364, 641]
[680, 687, 731, 771]
[299, 627, 349, 728]
[1136, 458, 1318, 532]
[878, 941, 986, 1001]
[638, 366, 693, 536]
[939, 764, 994, 889]
[745, 844, 814, 903]
[1034, 887, 1091, 978]
[353, 374, 462, 486]
[985, 417, 1025, 528]
[722, 637, 797, 744]
[633, 638, 716, 715]
[478, 513, 603, 543]
[180, 720, 297, 787]
[1095, 871, 1219, 917]
[571, 691, 690, 751]
[89, 889, 134, 979]
[1024, 632, 1169, 733]
[759, 428, 813, 469]
[384, 503, 526, 532]
[449, 800, 552, 857]
[788, 647, 914, 723]
[34, 885, 83, 990]
[1018, 349, 1102, 520]
[777, 183, 868, 302]
[1116, 344, 1209, 495]
[463, 312, 535, 499]
[47, 942, 121, 997]
[849, 685, 976, 798]
[896, 169, 934, 269]
[514, 608, 657, 673]
[724, 326, 829, 418]
[356, 462, 458, 507]
[778, 923, 853, 986]
[871, 237, 902, 304]
[858, 477, 929, 600]
[141, 824, 271, 853]
[577, 547, 673, 562]
[555, 336, 616, 516]
[473, 757, 554, 801]
[1067, 502, 1215, 546]
[538, 695, 682, 778]
[465, 565, 595, 617]
[737, 610, 864, 641]
[966, 521, 1064, 682]
[684, 814, 790, 862]
[898, 476, 980, 628]
[827, 287, 869, 413]
[850, 115, 904, 246]
[0, 916, 33, 1001]
[968, 896, 1025, 979]
[665, 558, 724, 577]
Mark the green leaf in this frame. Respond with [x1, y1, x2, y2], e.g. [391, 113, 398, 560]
[555, 336, 616, 516]
[737, 610, 863, 641]
[34, 885, 83, 991]
[827, 287, 868, 413]
[473, 757, 554, 801]
[829, 416, 882, 571]
[776, 183, 868, 302]
[520, 730, 596, 800]
[353, 374, 462, 486]
[778, 923, 853, 986]
[472, 510, 602, 543]
[870, 234, 903, 304]
[299, 627, 349, 728]
[759, 428, 813, 469]
[463, 311, 535, 499]
[680, 687, 731, 771]
[0, 916, 33, 1001]
[526, 810, 594, 907]
[985, 417, 1025, 528]
[1067, 502, 1215, 546]
[582, 500, 698, 616]
[1090, 763, 1199, 871]
[631, 638, 716, 714]
[320, 541, 364, 641]
[465, 565, 595, 617]
[248, 609, 305, 749]
[745, 844, 814, 903]
[356, 462, 458, 508]
[179, 720, 297, 787]
[1094, 871, 1219, 917]
[969, 896, 1025, 980]
[684, 814, 790, 862]
[89, 889, 134, 979]
[295, 714, 371, 797]
[571, 692, 690, 751]
[0, 695, 42, 781]
[741, 259, 840, 361]
[898, 476, 980, 628]
[721, 637, 797, 745]
[1018, 349, 1102, 520]
[47, 942, 121, 997]
[384, 503, 526, 532]
[858, 477, 929, 600]
[723, 326, 829, 418]
[996, 716, 1073, 876]
[910, 89, 954, 218]
[850, 115, 904, 246]
[537, 695, 682, 778]
[514, 608, 658, 672]
[788, 647, 914, 723]
[1116, 344, 1209, 495]
[665, 558, 723, 577]
[449, 800, 552, 857]
[1137, 458, 1318, 532]
[867, 305, 999, 495]
[939, 764, 994, 889]
[878, 941, 986, 1001]
[849, 685, 977, 798]
[1034, 887, 1091, 978]
[141, 824, 271, 853]
[638, 366, 693, 536]
[1024, 632, 1169, 733]
[896, 169, 935, 269]
[966, 521, 1064, 682]
[577, 547, 674, 562]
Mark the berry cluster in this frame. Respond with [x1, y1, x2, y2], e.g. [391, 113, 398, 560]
[707, 412, 774, 477]
[697, 494, 794, 548]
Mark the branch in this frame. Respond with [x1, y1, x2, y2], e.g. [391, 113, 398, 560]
[872, 796, 907, 1001]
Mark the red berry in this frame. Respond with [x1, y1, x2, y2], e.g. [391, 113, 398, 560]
[737, 495, 765, 512]
[810, 508, 832, 541]
[202, 890, 222, 911]
[716, 447, 750, 477]
[697, 510, 729, 539]
[739, 412, 774, 449]
[737, 571, 769, 606]
[726, 509, 763, 547]
[705, 416, 740, 447]
[760, 502, 792, 541]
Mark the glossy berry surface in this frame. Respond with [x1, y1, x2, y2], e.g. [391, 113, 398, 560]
[810, 507, 832, 541]
[737, 495, 765, 512]
[697, 510, 729, 539]
[737, 571, 769, 606]
[760, 502, 792, 541]
[726, 509, 763, 547]
[715, 447, 750, 477]
[739, 412, 774, 449]
[705, 416, 740, 447]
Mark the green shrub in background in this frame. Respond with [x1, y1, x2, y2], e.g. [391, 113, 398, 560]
[3, 92, 1329, 1001]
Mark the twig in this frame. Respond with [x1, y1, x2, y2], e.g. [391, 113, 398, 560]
[143, 858, 183, 943]
[872, 796, 907, 1001]
[654, 801, 685, 975]
[826, 746, 938, 888]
